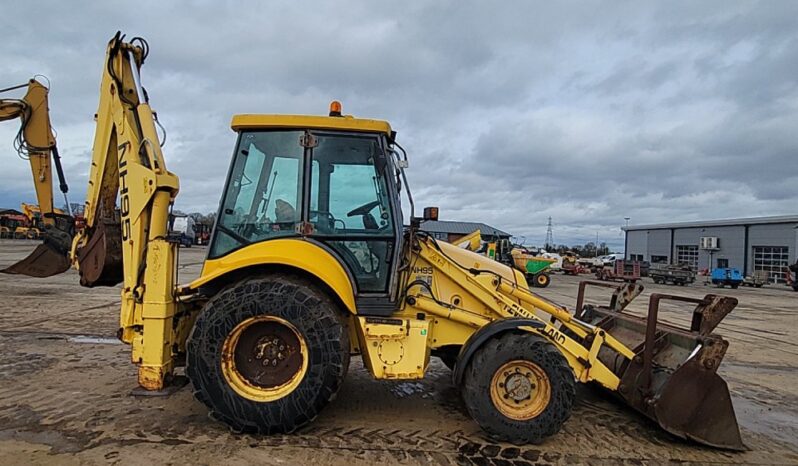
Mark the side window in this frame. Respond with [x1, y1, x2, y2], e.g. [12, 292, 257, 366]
[329, 164, 390, 231]
[210, 131, 303, 258]
[231, 149, 265, 218]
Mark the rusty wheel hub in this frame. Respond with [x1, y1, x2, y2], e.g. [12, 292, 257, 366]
[222, 316, 308, 402]
[235, 320, 302, 388]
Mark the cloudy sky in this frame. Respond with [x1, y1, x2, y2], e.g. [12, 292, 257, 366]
[2, 1, 796, 250]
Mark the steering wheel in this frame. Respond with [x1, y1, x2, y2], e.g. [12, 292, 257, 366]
[347, 200, 381, 217]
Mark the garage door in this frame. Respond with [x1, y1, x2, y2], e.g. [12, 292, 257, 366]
[753, 246, 789, 282]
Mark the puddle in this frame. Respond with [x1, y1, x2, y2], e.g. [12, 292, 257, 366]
[68, 335, 122, 345]
[734, 396, 798, 449]
[389, 381, 432, 399]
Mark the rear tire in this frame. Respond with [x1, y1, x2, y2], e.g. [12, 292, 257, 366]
[186, 275, 349, 434]
[462, 332, 575, 444]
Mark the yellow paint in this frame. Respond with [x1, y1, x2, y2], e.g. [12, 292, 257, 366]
[453, 229, 483, 251]
[356, 317, 429, 379]
[231, 114, 392, 135]
[0, 81, 58, 227]
[191, 239, 357, 314]
[490, 360, 551, 421]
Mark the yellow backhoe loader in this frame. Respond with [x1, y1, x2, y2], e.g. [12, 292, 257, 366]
[1, 32, 744, 450]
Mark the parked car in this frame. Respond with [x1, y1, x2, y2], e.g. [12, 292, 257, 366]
[600, 253, 625, 266]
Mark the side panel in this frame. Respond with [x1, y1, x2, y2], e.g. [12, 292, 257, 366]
[190, 238, 357, 313]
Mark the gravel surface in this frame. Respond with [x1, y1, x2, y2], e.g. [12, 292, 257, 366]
[1, 239, 796, 465]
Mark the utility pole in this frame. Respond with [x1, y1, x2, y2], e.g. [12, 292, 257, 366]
[544, 217, 554, 252]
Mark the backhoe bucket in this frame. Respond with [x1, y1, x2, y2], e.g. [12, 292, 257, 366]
[1, 224, 72, 277]
[575, 282, 744, 450]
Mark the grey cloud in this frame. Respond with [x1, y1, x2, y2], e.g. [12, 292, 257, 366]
[1, 1, 796, 250]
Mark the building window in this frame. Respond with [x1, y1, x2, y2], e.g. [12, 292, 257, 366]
[675, 245, 699, 269]
[717, 258, 729, 268]
[753, 246, 789, 282]
[430, 232, 448, 240]
[651, 255, 668, 264]
[629, 254, 643, 261]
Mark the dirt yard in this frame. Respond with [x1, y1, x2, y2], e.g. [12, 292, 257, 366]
[1, 239, 796, 465]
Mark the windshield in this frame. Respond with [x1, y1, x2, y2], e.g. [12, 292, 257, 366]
[210, 131, 304, 258]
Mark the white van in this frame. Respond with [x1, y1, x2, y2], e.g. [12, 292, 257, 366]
[601, 253, 625, 266]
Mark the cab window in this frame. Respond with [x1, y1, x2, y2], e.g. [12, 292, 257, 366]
[210, 131, 303, 258]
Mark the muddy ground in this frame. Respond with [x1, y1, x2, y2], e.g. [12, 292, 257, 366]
[1, 239, 796, 465]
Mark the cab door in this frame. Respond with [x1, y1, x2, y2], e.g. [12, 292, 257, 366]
[306, 131, 402, 315]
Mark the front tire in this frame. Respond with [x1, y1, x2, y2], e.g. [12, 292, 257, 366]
[462, 332, 575, 444]
[531, 272, 551, 288]
[186, 275, 349, 434]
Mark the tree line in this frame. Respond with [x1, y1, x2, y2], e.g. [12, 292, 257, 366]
[543, 242, 611, 257]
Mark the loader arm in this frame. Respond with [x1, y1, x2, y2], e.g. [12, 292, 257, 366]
[402, 233, 743, 450]
[406, 234, 632, 390]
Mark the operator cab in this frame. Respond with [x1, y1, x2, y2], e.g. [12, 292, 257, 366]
[209, 104, 403, 314]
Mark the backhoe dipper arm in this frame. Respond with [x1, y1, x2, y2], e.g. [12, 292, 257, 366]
[0, 79, 61, 221]
[0, 79, 76, 276]
[75, 32, 181, 390]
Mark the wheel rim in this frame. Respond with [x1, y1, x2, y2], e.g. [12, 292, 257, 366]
[489, 360, 551, 421]
[221, 315, 308, 402]
[537, 274, 548, 286]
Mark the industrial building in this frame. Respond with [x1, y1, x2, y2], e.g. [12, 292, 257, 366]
[624, 215, 798, 282]
[420, 220, 511, 243]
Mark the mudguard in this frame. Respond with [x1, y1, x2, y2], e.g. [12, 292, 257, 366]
[189, 238, 357, 314]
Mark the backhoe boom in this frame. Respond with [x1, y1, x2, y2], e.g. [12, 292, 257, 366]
[74, 33, 181, 389]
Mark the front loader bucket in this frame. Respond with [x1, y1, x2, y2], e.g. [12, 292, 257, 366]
[576, 282, 744, 450]
[1, 224, 73, 278]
